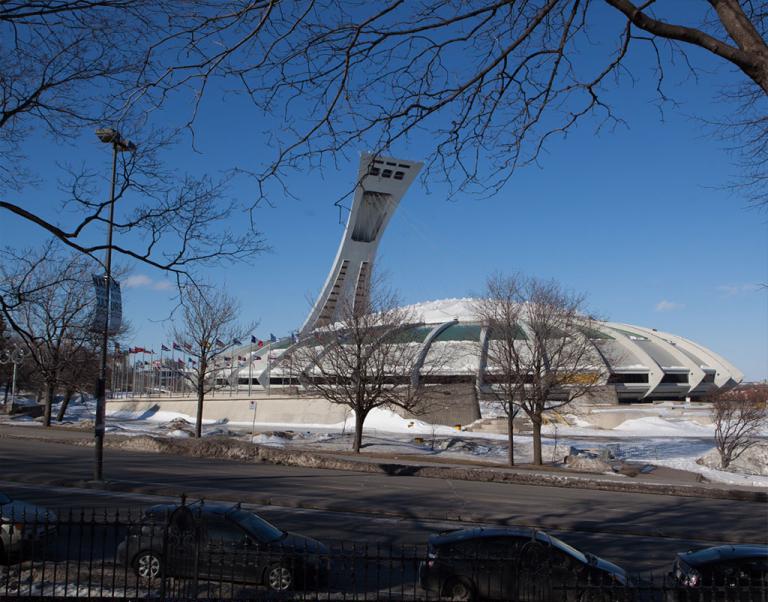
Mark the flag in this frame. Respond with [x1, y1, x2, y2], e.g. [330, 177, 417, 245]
[250, 335, 257, 344]
[134, 346, 146, 353]
[270, 333, 277, 343]
[233, 338, 242, 345]
[177, 359, 185, 366]
[147, 349, 155, 354]
[173, 342, 182, 351]
[215, 338, 226, 347]
[161, 344, 170, 352]
[257, 339, 264, 348]
[182, 342, 192, 351]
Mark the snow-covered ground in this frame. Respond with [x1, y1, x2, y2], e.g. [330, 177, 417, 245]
[2, 395, 767, 488]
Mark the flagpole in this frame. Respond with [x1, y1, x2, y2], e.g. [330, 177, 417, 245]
[248, 341, 253, 397]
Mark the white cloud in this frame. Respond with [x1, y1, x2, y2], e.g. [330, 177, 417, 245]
[717, 283, 761, 297]
[153, 280, 174, 291]
[122, 274, 174, 291]
[123, 274, 152, 289]
[655, 300, 684, 312]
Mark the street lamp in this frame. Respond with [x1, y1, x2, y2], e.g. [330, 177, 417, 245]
[0, 346, 26, 410]
[94, 127, 135, 482]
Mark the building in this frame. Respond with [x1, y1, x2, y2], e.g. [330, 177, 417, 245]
[226, 154, 743, 403]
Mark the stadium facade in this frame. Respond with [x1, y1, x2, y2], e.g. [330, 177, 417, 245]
[226, 154, 742, 403]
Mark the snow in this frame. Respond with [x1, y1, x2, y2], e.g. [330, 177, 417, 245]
[2, 395, 766, 488]
[612, 416, 714, 437]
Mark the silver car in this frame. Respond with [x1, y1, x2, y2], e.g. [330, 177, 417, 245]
[0, 492, 57, 562]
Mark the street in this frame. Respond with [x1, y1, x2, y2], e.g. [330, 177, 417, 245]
[0, 434, 765, 573]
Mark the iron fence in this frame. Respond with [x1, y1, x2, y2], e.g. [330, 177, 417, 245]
[0, 502, 765, 601]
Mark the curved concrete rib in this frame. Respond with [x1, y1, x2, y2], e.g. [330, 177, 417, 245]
[410, 319, 458, 386]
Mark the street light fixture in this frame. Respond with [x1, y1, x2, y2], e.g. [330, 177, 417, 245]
[94, 127, 135, 482]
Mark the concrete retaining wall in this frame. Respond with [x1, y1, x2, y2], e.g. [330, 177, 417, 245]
[107, 395, 348, 425]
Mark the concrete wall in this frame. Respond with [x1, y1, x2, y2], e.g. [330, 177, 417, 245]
[403, 383, 481, 427]
[107, 394, 348, 425]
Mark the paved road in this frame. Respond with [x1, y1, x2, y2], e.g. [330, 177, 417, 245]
[0, 434, 765, 549]
[0, 479, 746, 574]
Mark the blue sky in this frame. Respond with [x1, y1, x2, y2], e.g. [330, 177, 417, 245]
[1, 4, 766, 380]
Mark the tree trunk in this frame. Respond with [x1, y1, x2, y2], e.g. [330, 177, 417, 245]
[195, 380, 205, 438]
[507, 409, 515, 467]
[43, 383, 55, 427]
[531, 417, 543, 465]
[56, 388, 74, 422]
[352, 410, 367, 453]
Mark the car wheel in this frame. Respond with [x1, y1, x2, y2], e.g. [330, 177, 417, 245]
[133, 550, 162, 580]
[267, 563, 293, 591]
[443, 577, 475, 601]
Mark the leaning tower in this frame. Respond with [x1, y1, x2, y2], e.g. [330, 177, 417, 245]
[300, 152, 423, 334]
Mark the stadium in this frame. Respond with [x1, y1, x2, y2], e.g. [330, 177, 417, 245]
[220, 153, 743, 408]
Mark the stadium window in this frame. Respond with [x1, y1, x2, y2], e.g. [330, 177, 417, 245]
[607, 373, 649, 384]
[660, 373, 689, 384]
[382, 169, 393, 178]
[394, 171, 404, 180]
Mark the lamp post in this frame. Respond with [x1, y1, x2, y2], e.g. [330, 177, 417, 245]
[94, 127, 135, 481]
[0, 346, 26, 410]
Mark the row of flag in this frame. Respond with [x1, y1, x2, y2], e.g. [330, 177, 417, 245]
[122, 332, 292, 359]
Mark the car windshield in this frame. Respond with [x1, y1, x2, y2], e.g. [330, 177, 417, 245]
[547, 534, 589, 565]
[230, 510, 285, 543]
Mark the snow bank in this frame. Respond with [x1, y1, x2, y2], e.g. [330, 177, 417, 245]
[347, 408, 460, 436]
[613, 416, 713, 437]
[697, 442, 768, 477]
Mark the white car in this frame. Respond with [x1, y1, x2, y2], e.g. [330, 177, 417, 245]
[0, 492, 57, 562]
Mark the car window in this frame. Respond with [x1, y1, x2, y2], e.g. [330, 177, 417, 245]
[479, 538, 523, 560]
[229, 510, 284, 543]
[0, 493, 10, 505]
[207, 518, 248, 544]
[546, 535, 589, 565]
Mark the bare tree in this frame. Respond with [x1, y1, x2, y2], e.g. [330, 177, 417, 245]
[294, 285, 433, 453]
[473, 275, 526, 466]
[710, 386, 767, 469]
[170, 284, 256, 438]
[0, 1, 266, 300]
[126, 1, 767, 204]
[475, 274, 607, 465]
[0, 245, 99, 426]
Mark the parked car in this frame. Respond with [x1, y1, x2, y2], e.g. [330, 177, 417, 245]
[419, 527, 628, 601]
[116, 502, 329, 591]
[0, 492, 57, 563]
[669, 544, 767, 601]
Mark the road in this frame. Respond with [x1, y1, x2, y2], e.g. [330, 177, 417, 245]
[0, 435, 765, 572]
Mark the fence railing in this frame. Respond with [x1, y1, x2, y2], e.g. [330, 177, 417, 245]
[0, 503, 765, 600]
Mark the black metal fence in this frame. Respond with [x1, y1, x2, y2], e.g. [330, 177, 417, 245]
[0, 502, 765, 601]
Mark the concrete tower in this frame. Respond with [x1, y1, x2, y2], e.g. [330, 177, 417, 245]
[301, 152, 423, 334]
